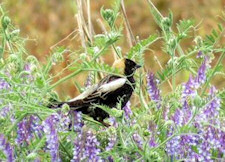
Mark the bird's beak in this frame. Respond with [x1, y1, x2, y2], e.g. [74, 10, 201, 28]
[135, 64, 141, 69]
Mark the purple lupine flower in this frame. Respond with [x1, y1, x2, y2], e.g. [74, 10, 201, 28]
[24, 64, 31, 71]
[106, 135, 117, 151]
[22, 64, 34, 82]
[73, 111, 84, 133]
[162, 106, 169, 121]
[45, 112, 70, 132]
[192, 124, 221, 161]
[178, 134, 200, 159]
[0, 78, 10, 90]
[196, 86, 220, 124]
[165, 129, 182, 157]
[0, 104, 15, 123]
[0, 134, 14, 162]
[71, 134, 84, 162]
[219, 130, 225, 154]
[57, 113, 70, 132]
[30, 115, 43, 138]
[182, 76, 197, 100]
[148, 121, 158, 148]
[182, 57, 209, 100]
[123, 101, 132, 120]
[189, 86, 222, 160]
[147, 73, 161, 108]
[197, 137, 212, 161]
[16, 119, 31, 145]
[172, 108, 184, 127]
[84, 131, 102, 162]
[149, 136, 157, 148]
[182, 101, 192, 124]
[108, 117, 118, 127]
[203, 86, 220, 119]
[195, 58, 208, 88]
[197, 51, 203, 58]
[132, 133, 143, 149]
[16, 115, 43, 145]
[43, 115, 61, 162]
[0, 106, 11, 119]
[206, 126, 221, 150]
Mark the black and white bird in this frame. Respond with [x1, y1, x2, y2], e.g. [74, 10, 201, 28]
[49, 58, 141, 126]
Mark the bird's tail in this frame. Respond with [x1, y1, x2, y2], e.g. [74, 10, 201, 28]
[47, 101, 65, 109]
[48, 100, 86, 110]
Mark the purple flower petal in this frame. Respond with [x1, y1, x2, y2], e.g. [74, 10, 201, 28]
[133, 133, 143, 149]
[123, 101, 132, 120]
[0, 134, 14, 162]
[147, 73, 161, 109]
[43, 115, 61, 162]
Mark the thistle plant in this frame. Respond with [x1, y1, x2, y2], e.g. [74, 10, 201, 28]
[1, 0, 225, 161]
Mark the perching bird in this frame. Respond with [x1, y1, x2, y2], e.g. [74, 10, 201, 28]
[49, 58, 141, 126]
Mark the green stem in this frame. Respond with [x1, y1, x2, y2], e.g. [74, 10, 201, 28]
[119, 126, 126, 146]
[30, 136, 46, 154]
[177, 44, 184, 56]
[59, 140, 73, 159]
[48, 69, 82, 90]
[92, 45, 108, 61]
[201, 52, 225, 96]
[0, 6, 4, 14]
[0, 36, 5, 58]
[172, 50, 176, 90]
[2, 23, 15, 54]
[43, 58, 53, 76]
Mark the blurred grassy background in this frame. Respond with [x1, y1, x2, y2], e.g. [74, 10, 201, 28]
[3, 0, 225, 99]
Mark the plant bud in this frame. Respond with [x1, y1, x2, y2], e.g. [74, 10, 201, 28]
[62, 103, 70, 114]
[162, 17, 172, 31]
[26, 55, 39, 65]
[168, 37, 177, 50]
[143, 129, 150, 136]
[111, 108, 123, 118]
[101, 8, 114, 26]
[52, 51, 64, 63]
[193, 95, 202, 107]
[1, 16, 11, 29]
[9, 29, 20, 39]
[26, 152, 38, 160]
[8, 54, 18, 63]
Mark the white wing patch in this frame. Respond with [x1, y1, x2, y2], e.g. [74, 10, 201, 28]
[98, 78, 126, 93]
[69, 78, 126, 102]
[69, 84, 98, 102]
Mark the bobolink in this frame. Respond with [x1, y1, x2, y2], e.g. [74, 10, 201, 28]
[50, 58, 140, 126]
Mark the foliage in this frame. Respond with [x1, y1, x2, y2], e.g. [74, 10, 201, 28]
[1, 1, 225, 161]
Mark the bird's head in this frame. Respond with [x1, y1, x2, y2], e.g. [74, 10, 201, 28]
[113, 58, 141, 76]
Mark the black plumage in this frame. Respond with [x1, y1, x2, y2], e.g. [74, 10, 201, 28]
[49, 59, 140, 126]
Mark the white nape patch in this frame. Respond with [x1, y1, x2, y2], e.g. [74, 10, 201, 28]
[69, 84, 98, 102]
[98, 78, 126, 93]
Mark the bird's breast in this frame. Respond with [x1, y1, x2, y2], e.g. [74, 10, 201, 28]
[100, 80, 135, 108]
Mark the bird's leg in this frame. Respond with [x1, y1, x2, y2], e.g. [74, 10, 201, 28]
[94, 117, 111, 127]
[100, 121, 111, 127]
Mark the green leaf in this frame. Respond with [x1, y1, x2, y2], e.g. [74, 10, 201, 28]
[127, 34, 158, 65]
[176, 19, 194, 36]
[146, 0, 164, 27]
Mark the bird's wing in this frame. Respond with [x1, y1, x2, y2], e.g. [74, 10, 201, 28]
[97, 77, 126, 93]
[69, 84, 98, 102]
[68, 75, 126, 104]
[84, 75, 127, 101]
